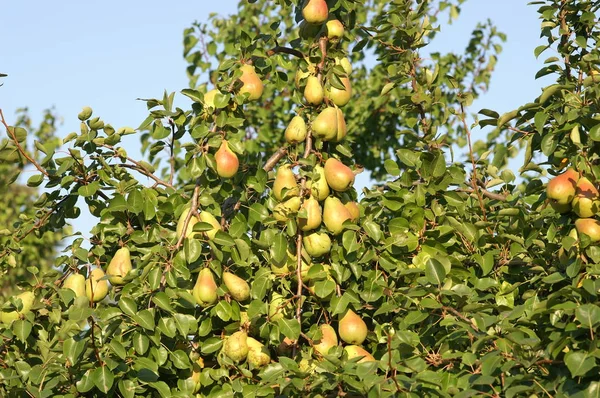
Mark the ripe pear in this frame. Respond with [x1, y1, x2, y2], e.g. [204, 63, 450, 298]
[223, 330, 249, 363]
[338, 309, 368, 345]
[176, 208, 200, 239]
[106, 247, 132, 285]
[0, 291, 35, 324]
[323, 197, 352, 235]
[547, 168, 578, 205]
[303, 232, 332, 257]
[63, 273, 86, 298]
[334, 108, 347, 141]
[344, 201, 360, 221]
[193, 268, 218, 307]
[298, 196, 322, 231]
[572, 177, 600, 218]
[285, 116, 307, 144]
[86, 268, 109, 303]
[345, 345, 376, 363]
[312, 107, 338, 141]
[215, 140, 239, 178]
[273, 196, 302, 223]
[302, 0, 328, 24]
[247, 337, 271, 368]
[324, 158, 355, 192]
[223, 272, 250, 302]
[325, 19, 344, 39]
[239, 64, 263, 100]
[313, 324, 338, 356]
[326, 77, 352, 107]
[304, 76, 324, 106]
[198, 211, 221, 240]
[273, 165, 299, 201]
[575, 218, 600, 242]
[335, 57, 352, 75]
[307, 165, 330, 201]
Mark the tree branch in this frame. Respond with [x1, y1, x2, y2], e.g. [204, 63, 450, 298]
[263, 147, 288, 172]
[266, 46, 305, 59]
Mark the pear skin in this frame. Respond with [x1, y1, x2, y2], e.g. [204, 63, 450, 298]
[572, 177, 600, 218]
[285, 116, 307, 144]
[298, 196, 322, 231]
[215, 140, 239, 178]
[312, 107, 338, 141]
[176, 208, 200, 239]
[63, 273, 86, 298]
[326, 77, 352, 107]
[344, 201, 360, 221]
[302, 0, 328, 24]
[313, 324, 338, 356]
[304, 76, 324, 106]
[325, 19, 344, 39]
[338, 309, 368, 345]
[345, 345, 376, 363]
[335, 57, 352, 75]
[239, 64, 263, 100]
[323, 197, 352, 235]
[333, 108, 347, 141]
[269, 292, 290, 321]
[324, 158, 355, 192]
[204, 89, 219, 109]
[547, 168, 578, 205]
[273, 165, 299, 201]
[193, 268, 218, 307]
[247, 337, 271, 368]
[575, 218, 600, 242]
[86, 268, 109, 303]
[198, 211, 221, 240]
[273, 196, 302, 223]
[303, 232, 332, 257]
[106, 247, 132, 285]
[223, 330, 249, 363]
[223, 272, 250, 302]
[307, 165, 330, 201]
[0, 291, 35, 324]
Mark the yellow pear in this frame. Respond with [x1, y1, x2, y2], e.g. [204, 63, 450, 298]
[176, 207, 200, 239]
[312, 107, 338, 141]
[344, 201, 360, 221]
[0, 291, 35, 324]
[326, 77, 352, 107]
[304, 76, 324, 106]
[338, 309, 368, 345]
[204, 89, 219, 109]
[223, 330, 249, 363]
[86, 268, 109, 303]
[303, 232, 332, 257]
[198, 211, 221, 240]
[575, 218, 600, 242]
[547, 168, 578, 205]
[190, 358, 204, 393]
[344, 345, 376, 363]
[273, 196, 302, 223]
[323, 197, 352, 235]
[215, 140, 239, 178]
[302, 0, 328, 24]
[325, 19, 344, 39]
[572, 177, 600, 218]
[63, 273, 86, 298]
[333, 108, 347, 141]
[223, 272, 250, 302]
[335, 57, 353, 75]
[307, 165, 330, 201]
[106, 247, 132, 285]
[285, 116, 307, 144]
[193, 268, 218, 307]
[313, 324, 338, 356]
[298, 196, 322, 231]
[273, 165, 299, 201]
[239, 64, 263, 100]
[247, 337, 271, 368]
[324, 158, 355, 192]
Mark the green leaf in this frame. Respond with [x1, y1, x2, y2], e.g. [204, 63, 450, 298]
[575, 304, 600, 329]
[565, 351, 596, 377]
[92, 366, 114, 394]
[12, 320, 32, 342]
[277, 318, 300, 340]
[135, 309, 155, 330]
[425, 258, 447, 285]
[590, 124, 600, 141]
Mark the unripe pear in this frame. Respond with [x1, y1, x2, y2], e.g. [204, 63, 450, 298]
[335, 57, 353, 75]
[575, 218, 600, 242]
[326, 77, 352, 107]
[313, 324, 338, 356]
[269, 292, 290, 321]
[215, 140, 239, 178]
[303, 232, 332, 257]
[273, 196, 302, 223]
[324, 158, 355, 192]
[223, 331, 249, 363]
[193, 268, 218, 307]
[572, 177, 600, 218]
[312, 107, 338, 141]
[307, 165, 330, 201]
[344, 345, 376, 363]
[223, 272, 250, 302]
[304, 76, 324, 106]
[302, 0, 328, 24]
[0, 291, 35, 324]
[63, 273, 86, 298]
[338, 309, 368, 345]
[247, 337, 271, 368]
[298, 196, 322, 231]
[198, 211, 221, 240]
[239, 64, 263, 100]
[323, 197, 352, 235]
[106, 247, 132, 285]
[86, 268, 109, 303]
[344, 201, 360, 221]
[547, 168, 578, 205]
[176, 208, 200, 239]
[325, 19, 344, 39]
[285, 116, 307, 144]
[273, 165, 299, 201]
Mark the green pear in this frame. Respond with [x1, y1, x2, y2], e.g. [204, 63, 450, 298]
[304, 76, 324, 106]
[323, 197, 352, 235]
[345, 345, 376, 363]
[273, 165, 299, 201]
[193, 268, 218, 307]
[312, 107, 338, 141]
[302, 0, 328, 24]
[215, 140, 239, 178]
[575, 218, 600, 242]
[298, 196, 322, 231]
[63, 273, 86, 298]
[324, 158, 355, 192]
[313, 324, 338, 356]
[325, 19, 344, 39]
[176, 207, 200, 239]
[269, 292, 291, 321]
[273, 196, 302, 223]
[285, 116, 307, 144]
[247, 337, 271, 368]
[106, 247, 132, 285]
[335, 57, 352, 75]
[338, 309, 368, 345]
[572, 177, 600, 218]
[198, 211, 221, 240]
[326, 77, 352, 107]
[223, 330, 249, 363]
[307, 165, 330, 201]
[547, 168, 578, 205]
[303, 232, 332, 257]
[239, 64, 263, 100]
[0, 291, 35, 324]
[86, 268, 109, 303]
[223, 272, 250, 302]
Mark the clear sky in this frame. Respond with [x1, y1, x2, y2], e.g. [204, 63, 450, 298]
[2, 1, 548, 242]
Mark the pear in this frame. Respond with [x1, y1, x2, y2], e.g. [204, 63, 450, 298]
[313, 324, 338, 356]
[575, 218, 600, 242]
[312, 107, 338, 141]
[239, 64, 263, 100]
[298, 196, 322, 231]
[63, 273, 86, 298]
[307, 165, 330, 201]
[333, 108, 347, 141]
[0, 291, 35, 324]
[247, 337, 271, 368]
[215, 140, 239, 178]
[223, 272, 250, 302]
[273, 196, 302, 223]
[223, 330, 249, 363]
[198, 211, 221, 240]
[176, 207, 200, 239]
[304, 76, 324, 106]
[547, 168, 578, 205]
[273, 165, 299, 201]
[325, 19, 344, 39]
[269, 292, 291, 321]
[324, 158, 355, 192]
[344, 201, 360, 221]
[338, 309, 368, 345]
[204, 89, 219, 109]
[106, 247, 132, 285]
[335, 57, 353, 75]
[572, 177, 600, 218]
[193, 268, 218, 307]
[190, 358, 204, 393]
[303, 232, 332, 257]
[271, 257, 293, 276]
[302, 0, 328, 24]
[285, 116, 307, 144]
[86, 268, 109, 303]
[298, 358, 317, 374]
[323, 197, 352, 235]
[344, 345, 376, 363]
[326, 77, 352, 107]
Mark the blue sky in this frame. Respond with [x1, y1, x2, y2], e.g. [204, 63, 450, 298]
[2, 1, 548, 241]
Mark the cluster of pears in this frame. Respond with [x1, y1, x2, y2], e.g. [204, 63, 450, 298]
[0, 290, 35, 324]
[547, 169, 600, 241]
[221, 330, 271, 368]
[300, 0, 345, 40]
[176, 206, 222, 242]
[192, 268, 250, 308]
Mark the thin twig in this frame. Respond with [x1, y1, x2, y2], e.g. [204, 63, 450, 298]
[266, 46, 305, 59]
[168, 118, 176, 186]
[174, 179, 202, 251]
